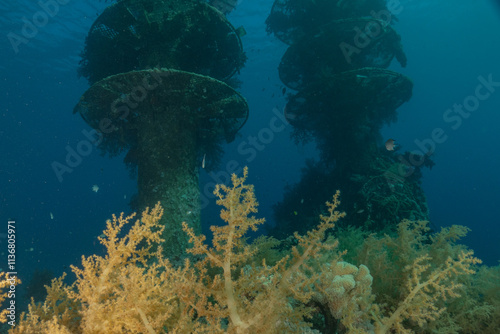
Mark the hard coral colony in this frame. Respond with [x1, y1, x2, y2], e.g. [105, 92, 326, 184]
[2, 168, 498, 334]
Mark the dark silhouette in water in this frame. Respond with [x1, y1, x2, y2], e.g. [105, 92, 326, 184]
[266, 0, 430, 237]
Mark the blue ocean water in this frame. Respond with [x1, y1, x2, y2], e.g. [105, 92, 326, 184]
[0, 0, 499, 292]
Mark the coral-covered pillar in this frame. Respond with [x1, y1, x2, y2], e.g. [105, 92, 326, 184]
[135, 111, 201, 261]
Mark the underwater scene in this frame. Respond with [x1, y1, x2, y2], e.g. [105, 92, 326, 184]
[0, 0, 499, 332]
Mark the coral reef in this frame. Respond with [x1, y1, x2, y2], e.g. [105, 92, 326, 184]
[1, 169, 498, 333]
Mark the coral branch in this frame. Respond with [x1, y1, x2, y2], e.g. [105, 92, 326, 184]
[374, 251, 481, 333]
[4, 168, 493, 334]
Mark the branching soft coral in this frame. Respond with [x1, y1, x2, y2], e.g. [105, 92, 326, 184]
[440, 261, 500, 333]
[13, 274, 80, 333]
[9, 168, 367, 334]
[11, 205, 179, 334]
[372, 251, 480, 334]
[3, 168, 489, 334]
[70, 205, 180, 334]
[181, 167, 361, 333]
[70, 207, 167, 333]
[0, 272, 21, 325]
[351, 219, 484, 333]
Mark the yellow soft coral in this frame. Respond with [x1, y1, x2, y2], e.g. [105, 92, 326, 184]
[71, 205, 183, 334]
[350, 219, 484, 333]
[181, 168, 356, 333]
[0, 272, 21, 325]
[9, 168, 362, 333]
[4, 168, 488, 334]
[10, 274, 80, 333]
[11, 205, 179, 334]
[372, 251, 481, 334]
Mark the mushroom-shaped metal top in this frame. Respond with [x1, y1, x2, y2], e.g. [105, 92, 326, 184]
[285, 68, 412, 163]
[286, 68, 412, 126]
[79, 0, 245, 85]
[74, 68, 249, 260]
[74, 68, 248, 154]
[266, 0, 389, 45]
[279, 18, 407, 90]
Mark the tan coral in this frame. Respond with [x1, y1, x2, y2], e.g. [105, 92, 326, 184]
[2, 168, 490, 334]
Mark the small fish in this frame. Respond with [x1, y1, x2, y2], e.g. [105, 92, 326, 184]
[50, 212, 54, 220]
[385, 139, 396, 151]
[356, 74, 368, 78]
[202, 153, 206, 169]
[92, 184, 99, 192]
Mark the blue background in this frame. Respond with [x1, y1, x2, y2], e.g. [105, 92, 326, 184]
[0, 0, 499, 285]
